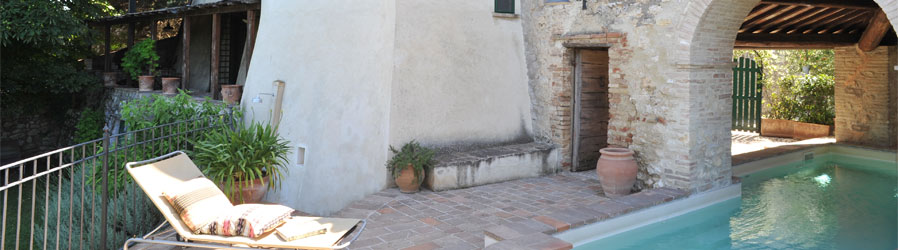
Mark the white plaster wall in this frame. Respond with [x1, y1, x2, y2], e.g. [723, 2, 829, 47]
[241, 1, 395, 215]
[389, 0, 533, 148]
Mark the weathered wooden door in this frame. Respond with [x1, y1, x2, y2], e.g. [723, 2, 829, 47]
[572, 49, 610, 171]
[732, 57, 763, 133]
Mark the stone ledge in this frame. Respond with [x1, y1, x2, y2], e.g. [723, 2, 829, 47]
[492, 12, 520, 18]
[425, 142, 560, 191]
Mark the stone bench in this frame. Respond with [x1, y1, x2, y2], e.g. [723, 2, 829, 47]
[425, 142, 560, 191]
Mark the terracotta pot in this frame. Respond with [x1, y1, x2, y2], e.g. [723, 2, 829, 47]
[395, 164, 423, 193]
[103, 72, 117, 87]
[596, 147, 638, 197]
[138, 75, 155, 91]
[760, 118, 831, 140]
[161, 77, 180, 95]
[223, 175, 269, 204]
[221, 85, 243, 105]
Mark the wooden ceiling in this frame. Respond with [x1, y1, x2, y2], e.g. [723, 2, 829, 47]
[735, 0, 896, 49]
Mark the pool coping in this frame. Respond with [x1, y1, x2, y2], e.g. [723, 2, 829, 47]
[483, 187, 689, 249]
[734, 143, 897, 177]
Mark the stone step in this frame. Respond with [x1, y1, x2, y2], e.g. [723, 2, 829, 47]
[425, 142, 560, 191]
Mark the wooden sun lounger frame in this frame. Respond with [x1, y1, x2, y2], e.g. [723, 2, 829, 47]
[123, 151, 366, 250]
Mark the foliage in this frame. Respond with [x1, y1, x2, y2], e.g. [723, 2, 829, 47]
[767, 74, 835, 125]
[121, 39, 160, 80]
[386, 140, 435, 182]
[84, 91, 229, 195]
[190, 120, 291, 203]
[29, 166, 162, 250]
[73, 108, 106, 143]
[0, 0, 115, 115]
[121, 90, 227, 131]
[733, 49, 835, 125]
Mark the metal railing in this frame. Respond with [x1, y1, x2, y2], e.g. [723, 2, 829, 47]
[1, 114, 231, 250]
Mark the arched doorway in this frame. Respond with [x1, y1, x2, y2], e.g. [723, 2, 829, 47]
[675, 0, 898, 192]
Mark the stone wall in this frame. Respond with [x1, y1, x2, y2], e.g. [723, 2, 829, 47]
[891, 46, 898, 148]
[0, 113, 75, 163]
[520, 0, 753, 192]
[834, 46, 895, 148]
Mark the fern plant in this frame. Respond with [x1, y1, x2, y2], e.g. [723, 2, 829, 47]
[386, 140, 435, 182]
[190, 120, 291, 203]
[121, 39, 159, 80]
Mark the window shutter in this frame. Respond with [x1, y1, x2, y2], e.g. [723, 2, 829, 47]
[495, 0, 514, 14]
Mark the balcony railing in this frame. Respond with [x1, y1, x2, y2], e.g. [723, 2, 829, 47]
[1, 114, 232, 250]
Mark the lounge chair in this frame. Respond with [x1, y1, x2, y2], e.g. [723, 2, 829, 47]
[123, 151, 366, 250]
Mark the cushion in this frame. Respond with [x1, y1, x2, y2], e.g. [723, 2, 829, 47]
[162, 177, 234, 232]
[199, 204, 294, 238]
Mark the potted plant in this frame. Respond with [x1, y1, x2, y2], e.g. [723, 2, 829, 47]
[386, 140, 435, 193]
[191, 119, 291, 204]
[121, 39, 160, 92]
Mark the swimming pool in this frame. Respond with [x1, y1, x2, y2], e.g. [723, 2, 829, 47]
[570, 151, 897, 249]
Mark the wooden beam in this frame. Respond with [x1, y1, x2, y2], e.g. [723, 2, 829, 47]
[759, 0, 878, 10]
[741, 5, 799, 33]
[858, 10, 891, 51]
[104, 24, 111, 72]
[182, 16, 191, 90]
[211, 13, 221, 99]
[736, 33, 860, 48]
[89, 3, 260, 27]
[246, 10, 258, 69]
[150, 20, 157, 40]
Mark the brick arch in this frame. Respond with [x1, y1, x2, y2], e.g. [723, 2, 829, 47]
[666, 0, 898, 193]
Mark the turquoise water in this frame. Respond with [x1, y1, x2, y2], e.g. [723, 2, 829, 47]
[577, 154, 898, 250]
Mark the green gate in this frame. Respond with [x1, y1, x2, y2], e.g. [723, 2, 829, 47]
[732, 57, 762, 133]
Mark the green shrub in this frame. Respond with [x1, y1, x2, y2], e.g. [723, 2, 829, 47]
[73, 108, 105, 143]
[191, 120, 291, 203]
[30, 166, 162, 250]
[121, 39, 160, 80]
[85, 90, 229, 196]
[385, 140, 435, 182]
[767, 74, 835, 125]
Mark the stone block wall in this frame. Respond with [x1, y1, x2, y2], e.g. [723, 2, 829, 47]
[888, 46, 898, 148]
[834, 46, 895, 148]
[520, 0, 758, 192]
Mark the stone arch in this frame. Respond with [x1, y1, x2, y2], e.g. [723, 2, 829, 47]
[671, 0, 898, 192]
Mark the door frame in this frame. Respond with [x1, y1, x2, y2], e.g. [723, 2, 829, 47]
[571, 47, 609, 171]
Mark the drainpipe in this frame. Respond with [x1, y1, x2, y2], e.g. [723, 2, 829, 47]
[272, 80, 286, 129]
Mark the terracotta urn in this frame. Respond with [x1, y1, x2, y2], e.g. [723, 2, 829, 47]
[138, 75, 155, 92]
[221, 85, 243, 105]
[224, 175, 269, 204]
[103, 72, 118, 87]
[395, 164, 423, 193]
[596, 147, 638, 197]
[161, 77, 180, 95]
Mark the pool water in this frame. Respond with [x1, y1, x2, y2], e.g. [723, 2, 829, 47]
[577, 155, 897, 250]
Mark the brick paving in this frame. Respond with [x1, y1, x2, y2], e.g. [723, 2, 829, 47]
[128, 171, 688, 250]
[334, 171, 687, 250]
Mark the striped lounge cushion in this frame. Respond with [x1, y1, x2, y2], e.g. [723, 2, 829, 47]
[199, 204, 294, 238]
[163, 177, 234, 232]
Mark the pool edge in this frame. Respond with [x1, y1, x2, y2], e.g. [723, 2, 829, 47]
[553, 183, 741, 247]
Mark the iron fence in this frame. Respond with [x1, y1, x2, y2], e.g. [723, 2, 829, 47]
[1, 114, 232, 250]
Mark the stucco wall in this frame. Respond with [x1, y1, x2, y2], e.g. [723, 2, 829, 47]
[389, 0, 533, 149]
[241, 1, 396, 215]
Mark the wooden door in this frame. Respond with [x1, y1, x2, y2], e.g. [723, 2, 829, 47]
[572, 49, 610, 171]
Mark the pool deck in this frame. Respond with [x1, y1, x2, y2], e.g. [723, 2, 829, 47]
[334, 171, 687, 250]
